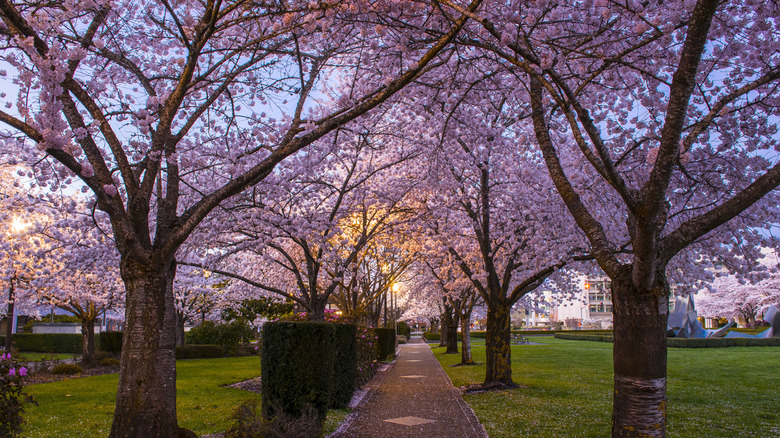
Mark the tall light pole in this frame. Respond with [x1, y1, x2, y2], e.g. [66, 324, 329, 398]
[392, 283, 401, 337]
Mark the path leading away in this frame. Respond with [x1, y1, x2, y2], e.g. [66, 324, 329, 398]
[333, 338, 487, 438]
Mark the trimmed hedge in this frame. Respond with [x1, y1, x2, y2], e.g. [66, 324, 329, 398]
[99, 331, 123, 353]
[331, 324, 357, 409]
[422, 331, 440, 341]
[9, 333, 83, 353]
[555, 332, 780, 348]
[667, 337, 780, 348]
[175, 344, 225, 359]
[185, 320, 253, 354]
[262, 322, 335, 428]
[397, 321, 411, 339]
[375, 328, 396, 360]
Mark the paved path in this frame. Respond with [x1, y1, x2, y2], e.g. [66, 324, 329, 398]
[333, 337, 487, 438]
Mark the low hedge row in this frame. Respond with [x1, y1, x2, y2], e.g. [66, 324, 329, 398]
[175, 344, 225, 359]
[555, 332, 780, 348]
[7, 333, 83, 353]
[261, 321, 357, 431]
[0, 332, 120, 354]
[100, 331, 123, 353]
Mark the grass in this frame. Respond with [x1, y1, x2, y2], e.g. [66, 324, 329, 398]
[15, 352, 76, 362]
[23, 355, 349, 437]
[433, 337, 780, 437]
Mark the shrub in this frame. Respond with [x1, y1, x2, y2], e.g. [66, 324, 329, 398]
[10, 334, 82, 354]
[99, 357, 121, 367]
[175, 344, 225, 359]
[423, 331, 440, 341]
[330, 324, 357, 409]
[262, 322, 334, 430]
[355, 327, 378, 386]
[375, 328, 396, 360]
[99, 331, 123, 353]
[225, 399, 320, 438]
[397, 321, 411, 339]
[185, 320, 253, 355]
[0, 353, 35, 437]
[50, 363, 83, 375]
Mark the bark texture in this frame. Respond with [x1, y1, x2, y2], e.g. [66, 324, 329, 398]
[611, 267, 669, 438]
[484, 299, 513, 385]
[110, 258, 180, 438]
[81, 319, 96, 364]
[460, 311, 475, 365]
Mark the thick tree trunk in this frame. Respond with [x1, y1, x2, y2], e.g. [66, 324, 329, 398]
[439, 310, 451, 348]
[81, 318, 96, 364]
[484, 298, 513, 385]
[460, 310, 475, 365]
[308, 296, 327, 321]
[446, 312, 459, 354]
[110, 258, 183, 438]
[611, 267, 669, 438]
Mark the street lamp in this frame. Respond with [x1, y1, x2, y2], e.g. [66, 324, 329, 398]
[392, 283, 401, 337]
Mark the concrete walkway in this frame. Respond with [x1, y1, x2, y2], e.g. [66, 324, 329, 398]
[332, 338, 487, 438]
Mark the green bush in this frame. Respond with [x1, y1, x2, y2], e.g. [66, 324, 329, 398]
[99, 357, 120, 367]
[185, 320, 253, 355]
[397, 321, 411, 339]
[99, 331, 123, 353]
[50, 363, 83, 375]
[423, 331, 440, 341]
[1, 352, 34, 437]
[375, 328, 396, 360]
[225, 399, 320, 438]
[262, 322, 334, 430]
[175, 344, 225, 359]
[10, 334, 82, 354]
[330, 324, 357, 409]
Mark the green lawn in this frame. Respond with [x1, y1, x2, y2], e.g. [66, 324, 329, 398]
[433, 337, 780, 437]
[23, 356, 347, 437]
[16, 352, 76, 362]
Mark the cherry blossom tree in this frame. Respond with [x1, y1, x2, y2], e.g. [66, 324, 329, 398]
[36, 218, 124, 364]
[410, 70, 591, 385]
[698, 253, 780, 326]
[0, 1, 485, 435]
[0, 166, 45, 350]
[184, 126, 422, 321]
[436, 0, 780, 434]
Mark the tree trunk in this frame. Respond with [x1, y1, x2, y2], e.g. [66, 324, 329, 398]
[81, 318, 96, 364]
[460, 309, 475, 365]
[446, 311, 459, 354]
[110, 258, 182, 438]
[175, 310, 185, 347]
[308, 296, 327, 321]
[611, 267, 669, 438]
[484, 298, 513, 385]
[439, 310, 451, 348]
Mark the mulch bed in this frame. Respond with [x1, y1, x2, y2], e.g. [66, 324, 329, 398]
[25, 365, 119, 384]
[224, 376, 261, 393]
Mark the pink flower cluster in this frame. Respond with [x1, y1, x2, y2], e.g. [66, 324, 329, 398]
[1, 353, 27, 376]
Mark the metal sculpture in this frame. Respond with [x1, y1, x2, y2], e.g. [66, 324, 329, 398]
[667, 294, 779, 338]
